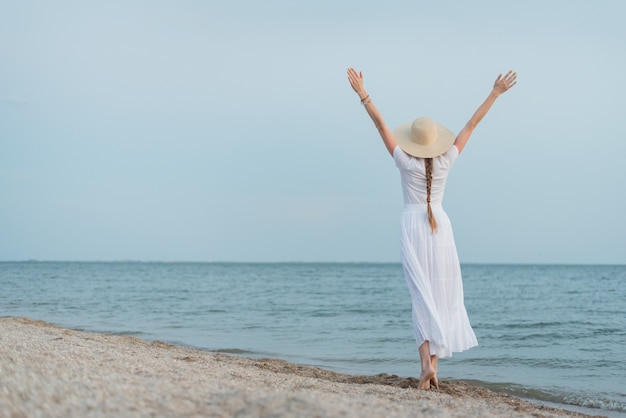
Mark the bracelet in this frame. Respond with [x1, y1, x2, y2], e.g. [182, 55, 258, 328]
[360, 95, 371, 106]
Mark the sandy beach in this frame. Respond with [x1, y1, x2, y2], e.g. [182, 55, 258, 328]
[0, 317, 602, 418]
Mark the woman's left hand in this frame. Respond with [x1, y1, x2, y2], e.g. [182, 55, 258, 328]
[347, 67, 368, 100]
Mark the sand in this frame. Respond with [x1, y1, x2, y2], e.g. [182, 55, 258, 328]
[0, 317, 603, 418]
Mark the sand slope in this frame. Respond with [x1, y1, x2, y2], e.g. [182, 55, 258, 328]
[0, 317, 600, 418]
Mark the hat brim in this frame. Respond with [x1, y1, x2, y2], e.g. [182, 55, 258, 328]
[393, 120, 456, 158]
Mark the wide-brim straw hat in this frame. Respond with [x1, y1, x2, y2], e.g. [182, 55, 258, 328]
[393, 116, 456, 158]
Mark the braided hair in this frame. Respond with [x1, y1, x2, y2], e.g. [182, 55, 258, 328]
[425, 158, 438, 233]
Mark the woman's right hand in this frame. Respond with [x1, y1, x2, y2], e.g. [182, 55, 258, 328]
[347, 67, 368, 101]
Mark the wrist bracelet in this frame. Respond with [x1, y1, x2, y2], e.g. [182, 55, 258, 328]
[361, 95, 371, 106]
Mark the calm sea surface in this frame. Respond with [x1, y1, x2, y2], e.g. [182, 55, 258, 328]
[1, 262, 625, 417]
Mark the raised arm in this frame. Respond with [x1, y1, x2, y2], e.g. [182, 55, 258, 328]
[347, 67, 397, 156]
[454, 70, 517, 154]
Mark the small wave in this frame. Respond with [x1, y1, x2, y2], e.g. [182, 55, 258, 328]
[500, 321, 568, 329]
[309, 356, 408, 367]
[109, 330, 148, 337]
[308, 310, 340, 318]
[463, 379, 626, 415]
[213, 348, 258, 355]
[563, 394, 626, 414]
[344, 308, 380, 314]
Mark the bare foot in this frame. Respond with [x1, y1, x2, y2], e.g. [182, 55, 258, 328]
[418, 367, 435, 390]
[429, 354, 439, 389]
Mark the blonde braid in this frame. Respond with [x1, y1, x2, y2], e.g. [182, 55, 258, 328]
[425, 158, 438, 233]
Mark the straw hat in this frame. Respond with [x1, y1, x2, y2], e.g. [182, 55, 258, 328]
[393, 117, 456, 158]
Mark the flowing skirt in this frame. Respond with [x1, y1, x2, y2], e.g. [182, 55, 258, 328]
[400, 204, 478, 358]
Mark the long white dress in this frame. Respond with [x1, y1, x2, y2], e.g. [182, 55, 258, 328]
[393, 145, 478, 358]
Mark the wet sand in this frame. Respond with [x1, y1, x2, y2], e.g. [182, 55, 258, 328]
[0, 317, 603, 417]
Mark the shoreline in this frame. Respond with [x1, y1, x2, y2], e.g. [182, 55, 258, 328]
[0, 317, 604, 418]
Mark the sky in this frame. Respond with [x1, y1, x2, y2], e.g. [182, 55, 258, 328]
[1, 0, 625, 264]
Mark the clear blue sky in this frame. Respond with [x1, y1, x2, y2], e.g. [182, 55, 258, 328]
[1, 1, 625, 263]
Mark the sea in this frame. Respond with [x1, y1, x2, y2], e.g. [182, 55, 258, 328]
[1, 262, 625, 417]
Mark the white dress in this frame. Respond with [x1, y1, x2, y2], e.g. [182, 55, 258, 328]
[393, 145, 478, 358]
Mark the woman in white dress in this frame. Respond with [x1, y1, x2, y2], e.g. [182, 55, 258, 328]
[347, 68, 517, 389]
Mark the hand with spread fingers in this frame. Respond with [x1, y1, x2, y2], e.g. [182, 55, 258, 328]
[493, 70, 517, 96]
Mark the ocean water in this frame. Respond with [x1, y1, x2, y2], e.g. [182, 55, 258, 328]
[1, 262, 625, 417]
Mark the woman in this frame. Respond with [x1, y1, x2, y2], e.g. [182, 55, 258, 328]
[347, 67, 517, 389]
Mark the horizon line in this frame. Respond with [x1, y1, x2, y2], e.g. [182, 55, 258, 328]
[1, 259, 624, 267]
